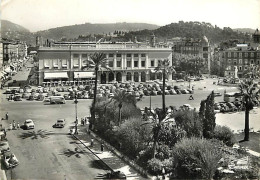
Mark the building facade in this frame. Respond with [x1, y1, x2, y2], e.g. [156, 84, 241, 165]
[253, 29, 260, 43]
[222, 44, 260, 78]
[172, 36, 211, 73]
[38, 42, 173, 85]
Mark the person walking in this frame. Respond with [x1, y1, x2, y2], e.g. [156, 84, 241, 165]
[101, 143, 104, 153]
[17, 122, 20, 129]
[6, 112, 8, 120]
[90, 138, 94, 147]
[13, 120, 16, 130]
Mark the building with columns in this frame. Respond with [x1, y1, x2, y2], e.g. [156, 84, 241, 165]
[37, 42, 173, 85]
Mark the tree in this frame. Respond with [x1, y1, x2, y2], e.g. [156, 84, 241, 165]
[154, 58, 176, 115]
[112, 90, 137, 125]
[199, 91, 216, 138]
[88, 52, 110, 128]
[238, 79, 259, 141]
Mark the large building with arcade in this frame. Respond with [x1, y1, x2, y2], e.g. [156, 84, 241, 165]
[37, 41, 173, 86]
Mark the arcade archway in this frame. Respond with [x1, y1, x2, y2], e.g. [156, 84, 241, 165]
[126, 72, 132, 81]
[108, 72, 114, 82]
[141, 72, 146, 82]
[101, 73, 106, 84]
[116, 72, 122, 82]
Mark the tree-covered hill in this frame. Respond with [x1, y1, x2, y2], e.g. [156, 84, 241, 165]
[124, 21, 251, 43]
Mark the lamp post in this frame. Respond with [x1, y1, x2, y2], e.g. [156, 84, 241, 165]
[74, 97, 78, 134]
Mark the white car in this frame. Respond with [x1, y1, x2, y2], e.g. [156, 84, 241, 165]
[54, 119, 66, 128]
[3, 152, 19, 169]
[24, 119, 35, 129]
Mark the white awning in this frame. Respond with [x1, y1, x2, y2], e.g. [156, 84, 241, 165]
[74, 72, 95, 78]
[44, 72, 68, 79]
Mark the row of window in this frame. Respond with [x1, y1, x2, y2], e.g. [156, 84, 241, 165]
[226, 65, 255, 71]
[73, 53, 147, 59]
[227, 59, 260, 65]
[42, 59, 157, 69]
[227, 52, 260, 58]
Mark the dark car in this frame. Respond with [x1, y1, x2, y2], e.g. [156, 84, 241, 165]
[226, 102, 238, 112]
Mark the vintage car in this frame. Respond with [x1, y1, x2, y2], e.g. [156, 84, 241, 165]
[53, 119, 66, 128]
[3, 152, 19, 169]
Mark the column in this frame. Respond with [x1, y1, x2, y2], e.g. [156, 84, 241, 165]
[131, 54, 134, 69]
[131, 73, 134, 81]
[106, 72, 109, 83]
[145, 54, 149, 69]
[113, 54, 116, 68]
[79, 54, 82, 70]
[138, 72, 141, 82]
[138, 54, 141, 68]
[121, 54, 124, 69]
[114, 72, 116, 81]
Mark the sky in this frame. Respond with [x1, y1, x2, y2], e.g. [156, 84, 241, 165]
[1, 0, 260, 32]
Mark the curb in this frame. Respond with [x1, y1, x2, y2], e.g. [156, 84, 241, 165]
[74, 129, 150, 179]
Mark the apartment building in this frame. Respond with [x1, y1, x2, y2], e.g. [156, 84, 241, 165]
[37, 42, 173, 85]
[222, 44, 260, 78]
[172, 36, 211, 73]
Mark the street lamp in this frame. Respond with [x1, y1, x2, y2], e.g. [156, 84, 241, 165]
[74, 97, 78, 134]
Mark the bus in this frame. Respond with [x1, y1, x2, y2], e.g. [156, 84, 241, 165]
[50, 96, 66, 104]
[224, 92, 243, 102]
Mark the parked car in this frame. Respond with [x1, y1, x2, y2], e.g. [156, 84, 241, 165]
[213, 92, 222, 97]
[24, 119, 35, 129]
[226, 102, 238, 111]
[53, 119, 66, 128]
[0, 141, 10, 154]
[181, 89, 189, 94]
[176, 79, 184, 82]
[169, 89, 177, 95]
[13, 95, 22, 101]
[3, 152, 19, 169]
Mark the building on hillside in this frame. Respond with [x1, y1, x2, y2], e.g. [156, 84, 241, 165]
[172, 36, 211, 73]
[37, 41, 173, 85]
[253, 29, 260, 43]
[222, 44, 260, 78]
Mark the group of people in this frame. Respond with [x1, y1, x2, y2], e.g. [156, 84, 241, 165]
[4, 112, 20, 130]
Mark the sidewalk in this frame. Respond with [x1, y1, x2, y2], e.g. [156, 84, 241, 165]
[74, 126, 149, 180]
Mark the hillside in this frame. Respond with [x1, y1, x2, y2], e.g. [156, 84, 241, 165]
[1, 20, 35, 45]
[123, 21, 251, 43]
[233, 28, 256, 34]
[36, 22, 160, 41]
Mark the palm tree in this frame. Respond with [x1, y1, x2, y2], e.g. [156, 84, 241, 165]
[112, 90, 136, 125]
[238, 79, 259, 141]
[154, 58, 176, 115]
[88, 52, 110, 128]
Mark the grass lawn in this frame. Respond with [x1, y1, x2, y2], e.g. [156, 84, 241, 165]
[235, 132, 260, 153]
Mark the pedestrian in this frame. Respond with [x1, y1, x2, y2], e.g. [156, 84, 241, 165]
[9, 123, 12, 130]
[90, 138, 94, 147]
[84, 117, 87, 125]
[101, 143, 104, 153]
[6, 112, 8, 120]
[17, 122, 20, 129]
[13, 120, 16, 130]
[3, 129, 6, 137]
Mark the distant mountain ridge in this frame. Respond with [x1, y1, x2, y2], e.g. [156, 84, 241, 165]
[36, 22, 160, 41]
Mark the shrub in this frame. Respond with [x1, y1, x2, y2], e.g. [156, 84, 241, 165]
[172, 137, 222, 179]
[213, 125, 236, 146]
[173, 109, 203, 138]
